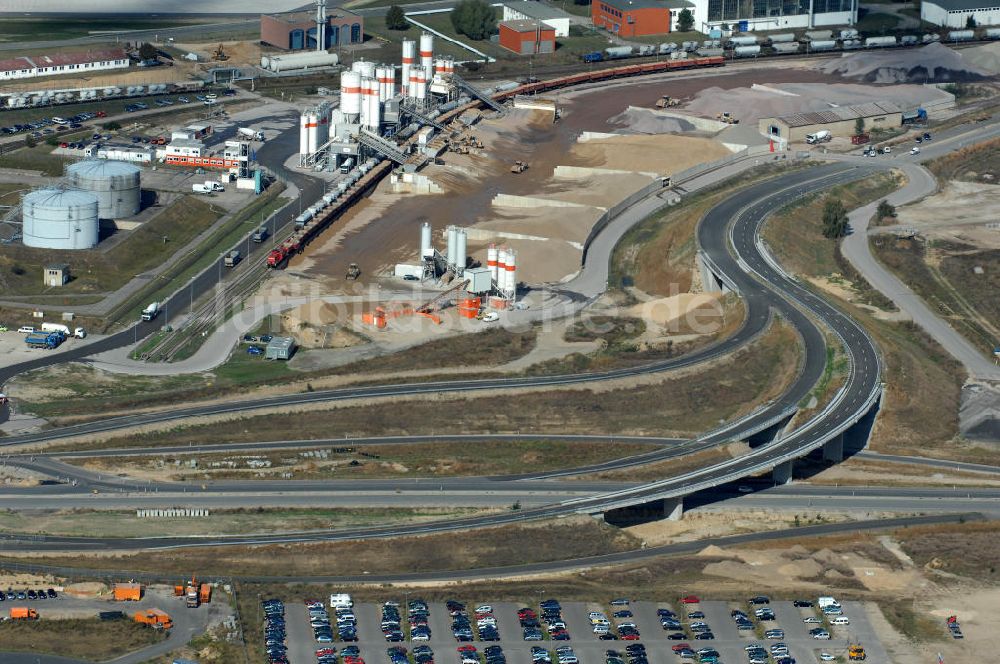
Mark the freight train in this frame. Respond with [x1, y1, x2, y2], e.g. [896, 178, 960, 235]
[579, 26, 1000, 62]
[266, 157, 389, 269]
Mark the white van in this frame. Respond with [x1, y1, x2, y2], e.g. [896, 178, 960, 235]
[329, 593, 353, 609]
[17, 326, 35, 334]
[831, 616, 850, 626]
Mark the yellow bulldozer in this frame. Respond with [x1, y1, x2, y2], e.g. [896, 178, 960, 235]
[716, 111, 739, 124]
[849, 645, 866, 661]
[655, 95, 680, 108]
[510, 161, 529, 174]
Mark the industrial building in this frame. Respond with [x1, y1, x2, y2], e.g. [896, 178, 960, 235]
[65, 160, 142, 219]
[22, 189, 100, 250]
[501, 1, 573, 37]
[43, 264, 70, 287]
[759, 101, 903, 143]
[0, 48, 129, 82]
[260, 7, 363, 50]
[921, 0, 1000, 27]
[265, 336, 297, 360]
[685, 0, 857, 32]
[593, 0, 681, 37]
[498, 20, 557, 55]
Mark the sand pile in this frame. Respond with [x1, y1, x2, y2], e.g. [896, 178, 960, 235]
[818, 42, 992, 83]
[685, 82, 954, 125]
[962, 41, 1000, 75]
[570, 134, 730, 176]
[608, 107, 696, 134]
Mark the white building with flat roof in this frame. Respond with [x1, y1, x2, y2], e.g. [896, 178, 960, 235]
[921, 0, 1000, 26]
[502, 1, 573, 37]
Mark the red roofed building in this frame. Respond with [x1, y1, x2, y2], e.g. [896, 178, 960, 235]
[498, 20, 556, 55]
[0, 48, 129, 81]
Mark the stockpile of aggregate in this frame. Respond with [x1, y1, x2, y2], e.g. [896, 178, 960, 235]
[817, 42, 992, 82]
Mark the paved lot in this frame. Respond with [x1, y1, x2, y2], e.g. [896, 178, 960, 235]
[271, 597, 890, 664]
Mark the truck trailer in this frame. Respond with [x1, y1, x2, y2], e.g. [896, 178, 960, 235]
[10, 607, 39, 620]
[25, 331, 64, 349]
[135, 609, 173, 629]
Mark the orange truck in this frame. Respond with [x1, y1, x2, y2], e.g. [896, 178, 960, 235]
[10, 607, 38, 620]
[134, 609, 173, 630]
[113, 582, 143, 601]
[199, 583, 212, 604]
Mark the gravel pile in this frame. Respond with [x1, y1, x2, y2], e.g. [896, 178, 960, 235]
[685, 82, 954, 124]
[960, 41, 1000, 75]
[817, 42, 992, 83]
[608, 106, 696, 134]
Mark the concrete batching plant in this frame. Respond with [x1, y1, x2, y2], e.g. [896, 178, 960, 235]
[65, 159, 141, 219]
[22, 188, 100, 250]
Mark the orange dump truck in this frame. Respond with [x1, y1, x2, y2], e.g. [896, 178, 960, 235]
[10, 607, 38, 620]
[134, 608, 173, 630]
[113, 582, 143, 601]
[199, 583, 212, 604]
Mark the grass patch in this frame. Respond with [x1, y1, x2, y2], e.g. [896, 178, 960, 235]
[856, 10, 902, 33]
[0, 195, 223, 298]
[5, 516, 639, 577]
[871, 236, 999, 355]
[878, 599, 947, 641]
[66, 440, 653, 481]
[897, 520, 1000, 579]
[926, 137, 1000, 184]
[565, 316, 646, 346]
[0, 17, 220, 42]
[0, 618, 163, 662]
[0, 507, 493, 538]
[0, 143, 74, 176]
[59, 316, 800, 451]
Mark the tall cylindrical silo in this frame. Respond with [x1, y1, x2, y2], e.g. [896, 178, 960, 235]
[420, 222, 432, 259]
[299, 112, 311, 155]
[455, 229, 467, 275]
[446, 225, 458, 268]
[487, 244, 498, 282]
[504, 248, 516, 295]
[340, 70, 361, 119]
[419, 33, 434, 82]
[65, 160, 141, 219]
[401, 39, 416, 97]
[22, 188, 99, 250]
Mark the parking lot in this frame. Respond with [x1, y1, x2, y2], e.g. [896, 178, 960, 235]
[270, 595, 891, 664]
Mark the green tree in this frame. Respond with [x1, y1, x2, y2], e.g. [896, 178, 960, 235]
[24, 134, 36, 148]
[385, 5, 408, 30]
[854, 116, 865, 136]
[677, 8, 694, 32]
[876, 199, 896, 220]
[102, 120, 122, 131]
[450, 0, 497, 40]
[822, 198, 849, 239]
[574, 0, 589, 5]
[138, 42, 158, 61]
[966, 14, 976, 28]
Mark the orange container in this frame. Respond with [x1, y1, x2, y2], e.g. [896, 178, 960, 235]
[113, 583, 143, 602]
[458, 306, 478, 319]
[489, 297, 509, 310]
[458, 296, 481, 309]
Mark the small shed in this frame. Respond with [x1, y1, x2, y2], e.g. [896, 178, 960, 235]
[265, 336, 297, 360]
[43, 264, 70, 287]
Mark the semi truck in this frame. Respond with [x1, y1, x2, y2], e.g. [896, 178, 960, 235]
[192, 181, 225, 193]
[805, 130, 832, 144]
[134, 609, 173, 629]
[237, 127, 265, 141]
[10, 607, 39, 619]
[141, 302, 160, 322]
[224, 250, 241, 267]
[41, 322, 86, 338]
[25, 331, 64, 349]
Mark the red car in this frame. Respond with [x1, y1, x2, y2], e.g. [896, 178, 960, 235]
[681, 595, 701, 604]
[316, 648, 336, 656]
[457, 645, 477, 653]
[672, 644, 691, 652]
[95, 111, 107, 118]
[620, 633, 640, 641]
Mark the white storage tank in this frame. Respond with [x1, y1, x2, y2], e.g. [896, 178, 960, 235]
[65, 160, 141, 219]
[22, 188, 100, 250]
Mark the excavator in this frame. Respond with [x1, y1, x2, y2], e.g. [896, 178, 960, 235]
[655, 95, 680, 108]
[510, 160, 529, 174]
[212, 44, 229, 61]
[346, 263, 361, 280]
[716, 111, 739, 124]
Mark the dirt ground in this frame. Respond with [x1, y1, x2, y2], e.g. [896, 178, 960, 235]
[890, 180, 1000, 250]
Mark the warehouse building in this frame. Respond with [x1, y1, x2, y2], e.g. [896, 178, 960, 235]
[921, 0, 1000, 27]
[592, 0, 687, 37]
[694, 0, 856, 31]
[265, 336, 297, 360]
[260, 9, 364, 50]
[759, 101, 902, 143]
[0, 48, 129, 82]
[502, 1, 573, 37]
[498, 20, 557, 54]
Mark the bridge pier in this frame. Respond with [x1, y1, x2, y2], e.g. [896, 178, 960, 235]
[601, 496, 685, 526]
[772, 460, 794, 485]
[746, 413, 796, 449]
[822, 433, 844, 462]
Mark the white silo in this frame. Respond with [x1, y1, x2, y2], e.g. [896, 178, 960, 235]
[420, 222, 433, 259]
[504, 248, 517, 295]
[22, 188, 99, 250]
[496, 247, 508, 288]
[455, 229, 467, 275]
[419, 33, 434, 82]
[66, 160, 141, 219]
[415, 70, 427, 101]
[401, 39, 416, 97]
[487, 244, 498, 282]
[340, 70, 362, 120]
[307, 110, 320, 155]
[378, 66, 394, 102]
[315, 102, 331, 148]
[299, 111, 311, 155]
[446, 225, 458, 268]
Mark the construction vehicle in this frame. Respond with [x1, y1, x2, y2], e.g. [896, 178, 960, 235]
[224, 250, 241, 267]
[848, 645, 866, 661]
[510, 160, 529, 174]
[24, 331, 64, 349]
[199, 583, 212, 604]
[10, 607, 38, 620]
[362, 280, 469, 329]
[655, 95, 680, 108]
[184, 574, 200, 608]
[346, 263, 361, 280]
[716, 112, 739, 124]
[134, 609, 173, 630]
[212, 44, 228, 61]
[113, 582, 143, 601]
